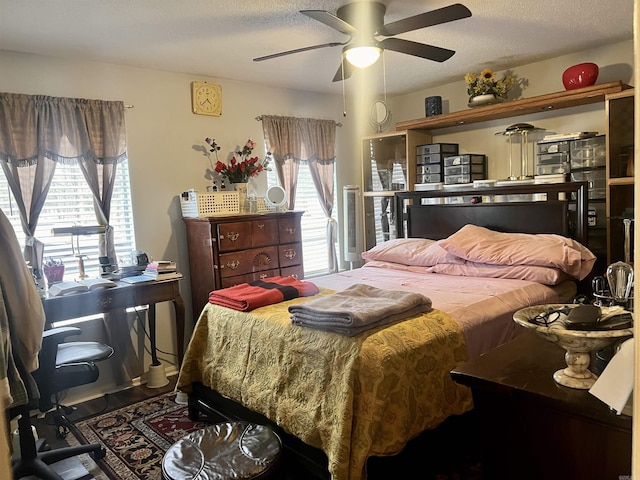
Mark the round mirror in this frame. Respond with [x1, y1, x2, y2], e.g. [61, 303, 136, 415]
[369, 100, 392, 132]
[265, 185, 287, 211]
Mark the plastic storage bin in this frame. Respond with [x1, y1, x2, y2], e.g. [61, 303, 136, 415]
[570, 136, 606, 169]
[537, 141, 570, 154]
[444, 173, 486, 185]
[536, 162, 571, 175]
[418, 173, 442, 183]
[444, 164, 485, 175]
[417, 153, 446, 164]
[537, 152, 570, 165]
[416, 143, 459, 155]
[417, 164, 442, 174]
[571, 169, 606, 199]
[443, 154, 486, 167]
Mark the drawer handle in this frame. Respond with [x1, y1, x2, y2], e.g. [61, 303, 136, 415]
[226, 260, 240, 270]
[257, 223, 265, 229]
[260, 273, 268, 279]
[285, 227, 296, 235]
[284, 249, 296, 260]
[290, 273, 299, 280]
[221, 232, 240, 241]
[253, 252, 272, 267]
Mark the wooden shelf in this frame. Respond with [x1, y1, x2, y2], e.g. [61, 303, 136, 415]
[608, 177, 634, 186]
[363, 190, 403, 197]
[396, 81, 631, 132]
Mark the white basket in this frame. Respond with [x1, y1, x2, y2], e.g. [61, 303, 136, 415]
[256, 197, 271, 213]
[180, 190, 240, 217]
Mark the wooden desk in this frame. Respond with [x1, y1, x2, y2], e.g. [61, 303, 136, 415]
[41, 279, 186, 365]
[451, 330, 631, 480]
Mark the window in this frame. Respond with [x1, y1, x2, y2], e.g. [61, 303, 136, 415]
[0, 161, 136, 281]
[268, 164, 337, 276]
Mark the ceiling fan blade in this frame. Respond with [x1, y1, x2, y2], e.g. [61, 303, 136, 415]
[381, 38, 455, 62]
[378, 3, 472, 36]
[332, 60, 354, 82]
[253, 42, 344, 62]
[301, 10, 358, 35]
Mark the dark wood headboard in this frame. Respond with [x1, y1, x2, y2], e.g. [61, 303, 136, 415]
[395, 181, 588, 245]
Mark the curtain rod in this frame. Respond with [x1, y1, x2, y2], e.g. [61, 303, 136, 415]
[255, 115, 341, 127]
[125, 104, 134, 109]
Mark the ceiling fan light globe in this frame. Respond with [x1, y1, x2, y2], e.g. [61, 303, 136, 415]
[345, 46, 381, 68]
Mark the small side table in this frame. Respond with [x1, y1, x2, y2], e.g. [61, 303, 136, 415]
[451, 330, 631, 480]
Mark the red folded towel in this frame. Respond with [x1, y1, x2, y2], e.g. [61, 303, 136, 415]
[208, 276, 319, 311]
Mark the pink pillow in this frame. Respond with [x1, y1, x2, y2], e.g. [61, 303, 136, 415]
[438, 224, 595, 280]
[428, 262, 571, 285]
[361, 238, 464, 267]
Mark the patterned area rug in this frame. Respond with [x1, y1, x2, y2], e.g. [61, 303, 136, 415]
[67, 392, 208, 480]
[66, 391, 483, 480]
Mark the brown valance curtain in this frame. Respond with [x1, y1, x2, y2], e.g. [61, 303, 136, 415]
[261, 115, 338, 272]
[0, 93, 127, 284]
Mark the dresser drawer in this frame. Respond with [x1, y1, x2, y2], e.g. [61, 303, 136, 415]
[278, 242, 302, 268]
[217, 219, 279, 252]
[280, 265, 304, 280]
[250, 218, 278, 247]
[217, 221, 252, 252]
[278, 217, 302, 244]
[220, 268, 281, 288]
[219, 245, 279, 278]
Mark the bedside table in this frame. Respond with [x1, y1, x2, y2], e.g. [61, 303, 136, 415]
[451, 330, 631, 480]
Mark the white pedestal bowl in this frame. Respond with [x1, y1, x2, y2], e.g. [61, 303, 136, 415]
[513, 304, 633, 389]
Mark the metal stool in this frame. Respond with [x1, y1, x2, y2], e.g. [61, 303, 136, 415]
[162, 421, 282, 480]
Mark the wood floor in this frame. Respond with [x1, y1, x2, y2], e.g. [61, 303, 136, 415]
[29, 375, 484, 479]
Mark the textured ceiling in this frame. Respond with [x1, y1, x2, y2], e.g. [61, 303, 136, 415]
[0, 0, 634, 95]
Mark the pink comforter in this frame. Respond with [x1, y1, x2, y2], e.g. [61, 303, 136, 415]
[312, 261, 573, 358]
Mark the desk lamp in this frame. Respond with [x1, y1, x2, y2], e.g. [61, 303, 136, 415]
[495, 123, 546, 180]
[51, 225, 106, 279]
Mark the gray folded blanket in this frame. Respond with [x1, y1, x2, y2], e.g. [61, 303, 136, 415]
[288, 283, 432, 336]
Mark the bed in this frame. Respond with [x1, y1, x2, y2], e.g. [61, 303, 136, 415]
[177, 181, 593, 480]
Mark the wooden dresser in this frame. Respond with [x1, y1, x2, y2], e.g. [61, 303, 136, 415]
[183, 211, 304, 320]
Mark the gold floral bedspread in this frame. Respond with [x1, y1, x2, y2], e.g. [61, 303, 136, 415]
[177, 288, 472, 480]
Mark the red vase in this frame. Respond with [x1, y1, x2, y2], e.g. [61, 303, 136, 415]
[562, 63, 599, 90]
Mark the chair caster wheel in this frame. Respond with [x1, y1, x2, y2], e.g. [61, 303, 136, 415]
[90, 447, 107, 461]
[55, 424, 69, 439]
[62, 405, 76, 415]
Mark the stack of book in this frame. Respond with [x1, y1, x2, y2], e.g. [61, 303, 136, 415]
[142, 261, 183, 281]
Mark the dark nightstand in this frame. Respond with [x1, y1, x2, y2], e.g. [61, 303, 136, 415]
[451, 330, 631, 480]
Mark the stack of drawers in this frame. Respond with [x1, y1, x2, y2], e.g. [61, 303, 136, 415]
[536, 140, 571, 177]
[570, 136, 606, 200]
[415, 143, 458, 185]
[535, 135, 606, 255]
[570, 136, 607, 253]
[443, 154, 487, 185]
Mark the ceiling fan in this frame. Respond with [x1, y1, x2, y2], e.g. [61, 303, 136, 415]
[253, 2, 472, 82]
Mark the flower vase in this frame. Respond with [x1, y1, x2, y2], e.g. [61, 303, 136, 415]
[234, 182, 248, 212]
[468, 93, 502, 108]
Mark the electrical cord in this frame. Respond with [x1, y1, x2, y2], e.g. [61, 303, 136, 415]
[132, 307, 178, 365]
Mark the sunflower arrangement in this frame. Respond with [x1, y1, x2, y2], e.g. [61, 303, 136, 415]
[465, 68, 516, 102]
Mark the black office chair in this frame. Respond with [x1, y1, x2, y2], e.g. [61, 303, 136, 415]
[9, 325, 113, 479]
[32, 325, 114, 439]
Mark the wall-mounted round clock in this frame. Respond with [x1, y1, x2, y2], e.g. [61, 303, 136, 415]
[191, 81, 222, 116]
